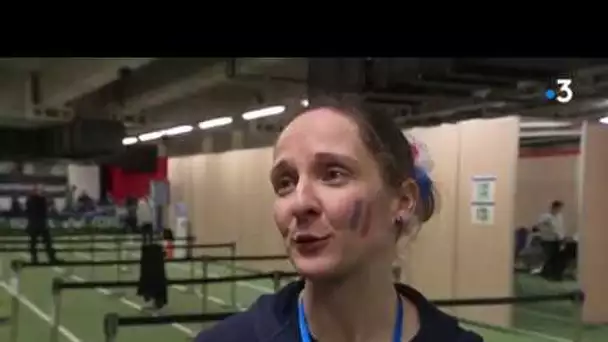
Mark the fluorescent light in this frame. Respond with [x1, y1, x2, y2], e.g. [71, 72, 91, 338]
[519, 129, 581, 138]
[600, 116, 608, 125]
[138, 130, 165, 142]
[198, 116, 233, 130]
[300, 99, 309, 107]
[164, 125, 193, 136]
[520, 120, 572, 129]
[122, 137, 138, 145]
[241, 105, 286, 121]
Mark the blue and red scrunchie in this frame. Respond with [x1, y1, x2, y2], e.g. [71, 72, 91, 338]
[414, 165, 432, 202]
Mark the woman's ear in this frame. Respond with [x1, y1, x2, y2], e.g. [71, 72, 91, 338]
[396, 178, 418, 219]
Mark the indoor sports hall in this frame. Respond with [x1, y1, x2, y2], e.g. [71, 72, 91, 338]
[0, 58, 607, 342]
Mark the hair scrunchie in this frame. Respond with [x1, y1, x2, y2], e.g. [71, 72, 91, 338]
[414, 165, 432, 202]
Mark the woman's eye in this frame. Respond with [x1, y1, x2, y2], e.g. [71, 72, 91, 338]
[322, 168, 349, 185]
[274, 177, 295, 196]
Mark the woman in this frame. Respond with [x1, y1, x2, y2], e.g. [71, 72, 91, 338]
[195, 97, 483, 341]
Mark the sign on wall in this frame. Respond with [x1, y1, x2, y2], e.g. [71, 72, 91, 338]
[471, 175, 497, 225]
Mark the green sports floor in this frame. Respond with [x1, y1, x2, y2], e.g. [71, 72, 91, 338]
[0, 238, 607, 342]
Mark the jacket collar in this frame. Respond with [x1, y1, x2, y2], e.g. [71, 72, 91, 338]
[250, 280, 461, 342]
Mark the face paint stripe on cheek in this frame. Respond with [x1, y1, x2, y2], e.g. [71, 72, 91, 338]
[349, 200, 363, 231]
[360, 202, 373, 237]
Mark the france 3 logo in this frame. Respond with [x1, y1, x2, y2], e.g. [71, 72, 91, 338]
[545, 79, 574, 104]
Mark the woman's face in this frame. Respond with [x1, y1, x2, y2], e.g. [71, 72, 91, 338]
[271, 108, 402, 280]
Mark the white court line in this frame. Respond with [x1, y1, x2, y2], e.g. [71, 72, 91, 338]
[0, 281, 82, 342]
[19, 251, 195, 338]
[52, 266, 195, 337]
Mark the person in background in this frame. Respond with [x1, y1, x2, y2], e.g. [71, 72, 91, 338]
[76, 190, 95, 213]
[137, 196, 154, 242]
[195, 96, 483, 341]
[553, 230, 579, 280]
[533, 200, 566, 280]
[64, 185, 77, 213]
[25, 184, 57, 263]
[98, 192, 114, 207]
[124, 196, 139, 234]
[8, 196, 24, 217]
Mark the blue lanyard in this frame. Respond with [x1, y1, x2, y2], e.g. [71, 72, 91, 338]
[297, 294, 404, 342]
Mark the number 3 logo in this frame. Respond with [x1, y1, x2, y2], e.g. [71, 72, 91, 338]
[556, 79, 574, 103]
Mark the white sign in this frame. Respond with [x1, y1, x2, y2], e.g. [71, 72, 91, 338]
[471, 175, 496, 204]
[471, 203, 495, 225]
[471, 175, 496, 225]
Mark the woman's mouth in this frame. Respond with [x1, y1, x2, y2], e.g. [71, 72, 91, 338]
[292, 233, 331, 254]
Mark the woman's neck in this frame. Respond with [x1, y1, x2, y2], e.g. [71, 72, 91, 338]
[302, 261, 407, 342]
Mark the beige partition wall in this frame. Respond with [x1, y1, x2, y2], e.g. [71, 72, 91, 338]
[453, 116, 519, 326]
[169, 148, 292, 271]
[578, 121, 608, 324]
[403, 117, 518, 326]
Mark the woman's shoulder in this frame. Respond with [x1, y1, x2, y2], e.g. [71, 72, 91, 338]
[194, 281, 303, 342]
[193, 310, 256, 342]
[396, 283, 484, 342]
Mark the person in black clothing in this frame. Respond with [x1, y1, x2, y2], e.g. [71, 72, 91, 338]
[25, 184, 57, 263]
[195, 97, 483, 341]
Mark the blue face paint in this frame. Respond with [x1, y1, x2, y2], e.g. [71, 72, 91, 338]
[414, 166, 431, 202]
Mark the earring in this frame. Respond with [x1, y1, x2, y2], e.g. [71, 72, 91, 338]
[394, 213, 407, 226]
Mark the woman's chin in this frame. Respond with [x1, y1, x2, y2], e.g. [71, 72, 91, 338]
[290, 254, 341, 280]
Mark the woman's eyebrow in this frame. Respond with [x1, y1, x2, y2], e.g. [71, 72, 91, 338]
[314, 152, 358, 166]
[270, 159, 290, 178]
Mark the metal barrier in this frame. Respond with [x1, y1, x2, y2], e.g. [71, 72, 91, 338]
[101, 289, 586, 342]
[52, 270, 298, 342]
[101, 270, 298, 342]
[5, 241, 238, 342]
[198, 254, 288, 312]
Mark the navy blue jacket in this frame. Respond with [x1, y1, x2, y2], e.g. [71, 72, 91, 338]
[194, 280, 484, 341]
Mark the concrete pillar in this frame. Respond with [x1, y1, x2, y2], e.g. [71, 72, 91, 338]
[202, 135, 214, 153]
[231, 129, 244, 150]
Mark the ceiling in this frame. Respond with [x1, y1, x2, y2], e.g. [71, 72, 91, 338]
[1, 58, 607, 149]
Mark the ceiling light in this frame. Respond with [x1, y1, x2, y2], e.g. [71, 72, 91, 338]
[138, 130, 165, 142]
[300, 99, 309, 107]
[520, 120, 572, 129]
[164, 125, 193, 136]
[242, 105, 286, 121]
[600, 116, 608, 125]
[519, 130, 581, 138]
[122, 137, 138, 145]
[198, 117, 233, 130]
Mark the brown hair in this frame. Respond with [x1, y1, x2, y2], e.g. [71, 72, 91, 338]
[284, 94, 436, 223]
